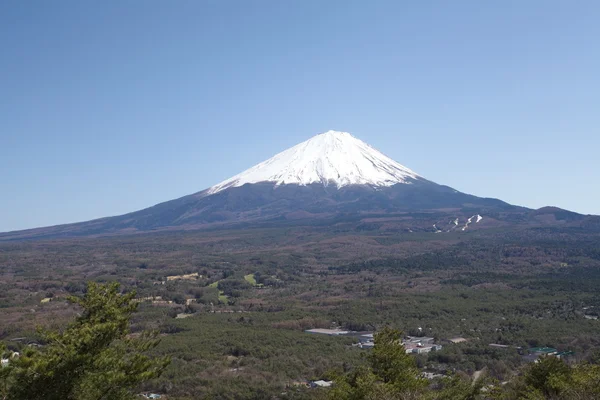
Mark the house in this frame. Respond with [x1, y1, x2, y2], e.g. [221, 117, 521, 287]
[422, 372, 445, 380]
[401, 335, 443, 354]
[406, 336, 435, 345]
[447, 337, 467, 344]
[403, 342, 442, 354]
[529, 347, 558, 356]
[305, 328, 349, 336]
[167, 272, 200, 281]
[311, 380, 333, 388]
[556, 351, 575, 359]
[151, 300, 173, 305]
[359, 333, 374, 342]
[1, 359, 9, 367]
[523, 354, 540, 363]
[524, 347, 559, 363]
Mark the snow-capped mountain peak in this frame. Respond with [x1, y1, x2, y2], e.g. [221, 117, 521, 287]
[207, 130, 423, 194]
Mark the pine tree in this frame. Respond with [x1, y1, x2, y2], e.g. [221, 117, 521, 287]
[328, 327, 427, 400]
[1, 282, 170, 400]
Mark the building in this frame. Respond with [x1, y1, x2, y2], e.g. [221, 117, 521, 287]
[311, 380, 333, 388]
[523, 347, 560, 363]
[529, 347, 558, 356]
[447, 337, 467, 344]
[401, 336, 442, 354]
[404, 342, 442, 354]
[167, 272, 200, 281]
[305, 328, 349, 336]
[489, 344, 510, 349]
[423, 372, 445, 380]
[556, 351, 575, 359]
[406, 336, 435, 345]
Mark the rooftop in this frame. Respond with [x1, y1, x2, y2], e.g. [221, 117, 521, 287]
[305, 328, 349, 336]
[529, 347, 558, 354]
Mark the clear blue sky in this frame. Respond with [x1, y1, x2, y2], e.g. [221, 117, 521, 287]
[2, 1, 599, 232]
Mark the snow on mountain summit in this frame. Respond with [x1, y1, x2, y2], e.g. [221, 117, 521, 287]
[207, 130, 423, 194]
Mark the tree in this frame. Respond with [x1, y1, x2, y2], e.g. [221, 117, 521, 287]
[370, 327, 427, 394]
[328, 327, 427, 400]
[0, 343, 11, 399]
[328, 328, 493, 400]
[501, 356, 600, 399]
[1, 282, 170, 400]
[521, 356, 572, 398]
[429, 373, 491, 400]
[564, 363, 600, 399]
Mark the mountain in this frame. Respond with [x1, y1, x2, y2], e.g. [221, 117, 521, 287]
[207, 130, 422, 194]
[1, 130, 594, 240]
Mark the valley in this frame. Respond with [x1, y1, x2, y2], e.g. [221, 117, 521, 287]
[2, 223, 600, 399]
[2, 131, 599, 398]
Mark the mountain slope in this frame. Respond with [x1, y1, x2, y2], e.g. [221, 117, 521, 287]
[207, 130, 422, 194]
[3, 130, 592, 241]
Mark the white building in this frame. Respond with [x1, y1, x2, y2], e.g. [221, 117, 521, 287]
[311, 380, 333, 388]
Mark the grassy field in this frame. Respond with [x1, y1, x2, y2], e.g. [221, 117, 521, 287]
[244, 273, 257, 286]
[207, 280, 229, 305]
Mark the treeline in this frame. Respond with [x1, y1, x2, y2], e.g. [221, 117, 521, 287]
[330, 251, 469, 274]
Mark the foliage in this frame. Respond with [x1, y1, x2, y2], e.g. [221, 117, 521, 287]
[244, 273, 257, 286]
[328, 327, 498, 399]
[329, 327, 427, 400]
[0, 282, 170, 400]
[565, 363, 600, 399]
[2, 226, 600, 398]
[523, 356, 572, 398]
[428, 374, 492, 400]
[503, 356, 600, 400]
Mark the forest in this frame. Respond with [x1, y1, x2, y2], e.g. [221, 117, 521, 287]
[1, 224, 600, 398]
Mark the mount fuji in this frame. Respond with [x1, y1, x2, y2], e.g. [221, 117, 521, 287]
[1, 130, 590, 240]
[207, 130, 422, 194]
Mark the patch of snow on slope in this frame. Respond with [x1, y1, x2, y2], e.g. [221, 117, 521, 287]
[462, 216, 477, 231]
[207, 130, 423, 194]
[476, 215, 483, 223]
[446, 218, 460, 232]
